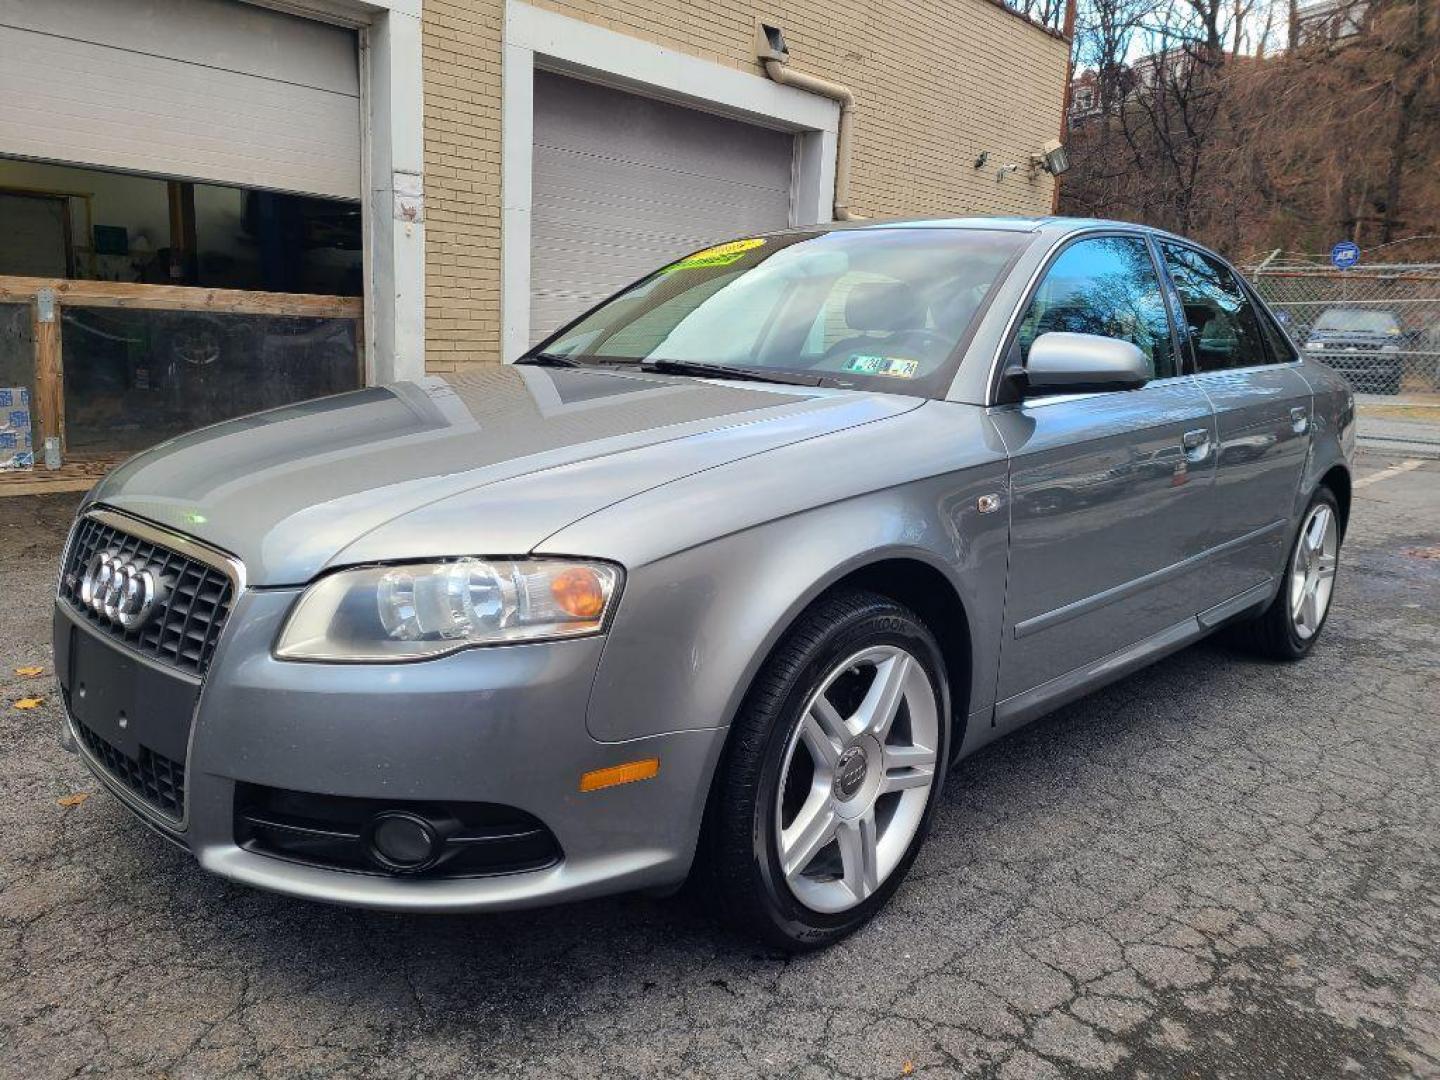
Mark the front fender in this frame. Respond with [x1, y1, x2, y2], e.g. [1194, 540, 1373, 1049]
[537, 402, 1012, 744]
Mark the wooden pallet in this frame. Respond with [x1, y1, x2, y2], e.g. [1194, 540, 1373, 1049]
[0, 454, 125, 497]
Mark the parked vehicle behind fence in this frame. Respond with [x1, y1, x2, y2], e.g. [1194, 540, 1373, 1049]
[1246, 262, 1440, 398]
[1302, 306, 1407, 394]
[53, 218, 1355, 949]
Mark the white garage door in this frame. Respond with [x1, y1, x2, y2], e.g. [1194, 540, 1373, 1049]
[530, 71, 795, 343]
[0, 0, 360, 200]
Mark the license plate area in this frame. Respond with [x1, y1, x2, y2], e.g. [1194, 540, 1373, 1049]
[60, 616, 199, 767]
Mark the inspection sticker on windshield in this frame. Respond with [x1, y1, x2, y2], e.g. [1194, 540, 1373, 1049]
[663, 238, 766, 273]
[845, 354, 919, 379]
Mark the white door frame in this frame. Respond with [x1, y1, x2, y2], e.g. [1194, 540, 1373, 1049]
[245, 0, 426, 384]
[501, 0, 839, 361]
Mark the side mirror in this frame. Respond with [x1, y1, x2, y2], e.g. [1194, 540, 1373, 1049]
[1019, 332, 1151, 396]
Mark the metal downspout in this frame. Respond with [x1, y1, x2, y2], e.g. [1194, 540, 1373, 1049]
[761, 59, 864, 222]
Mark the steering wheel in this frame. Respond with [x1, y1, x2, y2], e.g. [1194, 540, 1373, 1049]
[885, 328, 953, 358]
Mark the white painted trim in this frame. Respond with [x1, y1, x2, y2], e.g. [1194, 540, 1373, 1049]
[243, 0, 425, 384]
[506, 2, 838, 134]
[500, 0, 838, 361]
[501, 40, 535, 366]
[244, 0, 420, 31]
[364, 3, 426, 382]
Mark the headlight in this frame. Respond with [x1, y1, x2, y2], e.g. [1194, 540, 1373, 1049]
[275, 558, 622, 661]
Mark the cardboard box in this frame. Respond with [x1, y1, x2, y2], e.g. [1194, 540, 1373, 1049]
[0, 388, 34, 471]
[1, 408, 31, 433]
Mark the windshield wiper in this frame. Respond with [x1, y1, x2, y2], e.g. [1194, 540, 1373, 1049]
[638, 358, 824, 387]
[515, 352, 580, 368]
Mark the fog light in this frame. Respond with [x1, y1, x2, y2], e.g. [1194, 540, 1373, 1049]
[366, 811, 441, 872]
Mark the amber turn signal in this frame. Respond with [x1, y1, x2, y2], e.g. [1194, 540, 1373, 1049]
[579, 758, 660, 793]
[550, 566, 608, 619]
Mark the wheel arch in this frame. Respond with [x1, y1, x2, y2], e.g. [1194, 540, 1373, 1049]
[730, 551, 977, 764]
[1319, 463, 1352, 539]
[823, 559, 974, 759]
[689, 550, 979, 892]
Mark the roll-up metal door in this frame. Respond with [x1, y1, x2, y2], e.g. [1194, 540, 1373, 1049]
[0, 0, 360, 200]
[530, 70, 795, 343]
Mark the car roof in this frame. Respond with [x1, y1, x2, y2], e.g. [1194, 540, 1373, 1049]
[805, 215, 1198, 244]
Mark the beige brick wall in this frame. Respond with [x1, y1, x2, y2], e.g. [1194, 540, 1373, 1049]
[421, 0, 1070, 369]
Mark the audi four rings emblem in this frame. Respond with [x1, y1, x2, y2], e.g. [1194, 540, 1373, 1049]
[79, 551, 169, 630]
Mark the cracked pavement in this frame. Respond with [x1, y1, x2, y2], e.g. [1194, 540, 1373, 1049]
[2, 452, 1437, 1079]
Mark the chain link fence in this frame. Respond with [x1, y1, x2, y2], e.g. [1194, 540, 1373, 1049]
[1244, 262, 1440, 399]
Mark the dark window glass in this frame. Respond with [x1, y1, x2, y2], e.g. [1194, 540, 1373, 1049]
[61, 309, 360, 454]
[1161, 244, 1271, 371]
[1257, 303, 1299, 363]
[0, 157, 363, 297]
[1015, 236, 1177, 379]
[1314, 308, 1401, 333]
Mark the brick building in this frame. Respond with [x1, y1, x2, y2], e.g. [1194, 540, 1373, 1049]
[422, 0, 1072, 370]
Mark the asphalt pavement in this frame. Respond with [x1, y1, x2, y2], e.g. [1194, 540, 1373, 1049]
[2, 452, 1438, 1079]
[1356, 399, 1440, 459]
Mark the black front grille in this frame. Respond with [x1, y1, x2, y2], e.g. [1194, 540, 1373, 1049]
[73, 715, 186, 820]
[60, 516, 234, 677]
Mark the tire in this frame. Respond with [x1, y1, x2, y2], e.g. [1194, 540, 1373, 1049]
[701, 588, 950, 951]
[1225, 487, 1342, 660]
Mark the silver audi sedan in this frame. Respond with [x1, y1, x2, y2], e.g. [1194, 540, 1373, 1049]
[54, 218, 1354, 949]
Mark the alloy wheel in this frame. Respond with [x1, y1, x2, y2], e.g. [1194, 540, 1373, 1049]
[774, 645, 940, 914]
[1290, 503, 1338, 640]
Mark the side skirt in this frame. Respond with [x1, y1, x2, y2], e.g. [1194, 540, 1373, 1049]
[956, 580, 1277, 760]
[992, 617, 1204, 736]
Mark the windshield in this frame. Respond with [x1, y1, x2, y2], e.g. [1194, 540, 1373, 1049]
[1314, 308, 1401, 334]
[533, 228, 1030, 395]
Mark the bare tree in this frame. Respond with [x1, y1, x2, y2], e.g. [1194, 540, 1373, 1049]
[1075, 0, 1150, 119]
[1379, 0, 1437, 241]
[1060, 0, 1440, 260]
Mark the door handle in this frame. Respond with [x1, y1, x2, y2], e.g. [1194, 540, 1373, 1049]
[1290, 406, 1309, 433]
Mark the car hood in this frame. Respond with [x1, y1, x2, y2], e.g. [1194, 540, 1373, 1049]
[90, 364, 919, 585]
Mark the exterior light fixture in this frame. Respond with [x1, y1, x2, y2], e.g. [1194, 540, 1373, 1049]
[1031, 139, 1070, 176]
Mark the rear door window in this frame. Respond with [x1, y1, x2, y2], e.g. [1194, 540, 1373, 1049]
[1161, 245, 1272, 372]
[1256, 301, 1299, 364]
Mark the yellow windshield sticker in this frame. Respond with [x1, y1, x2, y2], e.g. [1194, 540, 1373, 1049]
[663, 238, 766, 272]
[845, 355, 920, 379]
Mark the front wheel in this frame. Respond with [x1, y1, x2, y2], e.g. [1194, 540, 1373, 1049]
[702, 589, 949, 950]
[1226, 487, 1341, 660]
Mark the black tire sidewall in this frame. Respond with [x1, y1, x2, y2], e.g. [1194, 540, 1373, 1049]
[742, 600, 949, 947]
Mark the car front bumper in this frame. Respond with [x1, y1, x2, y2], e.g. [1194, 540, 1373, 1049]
[1308, 349, 1402, 378]
[55, 589, 727, 913]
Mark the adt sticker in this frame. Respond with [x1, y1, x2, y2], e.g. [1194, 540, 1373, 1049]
[1330, 241, 1360, 269]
